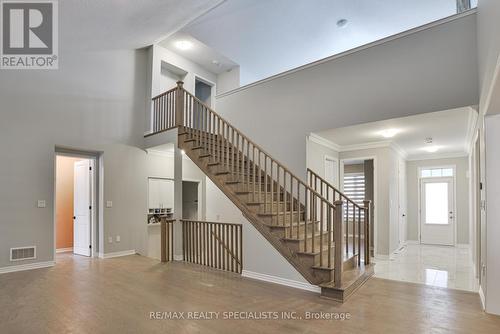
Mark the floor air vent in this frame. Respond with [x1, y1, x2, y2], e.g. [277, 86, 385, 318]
[10, 246, 36, 261]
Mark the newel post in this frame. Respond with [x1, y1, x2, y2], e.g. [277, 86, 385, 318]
[364, 200, 371, 265]
[175, 81, 184, 127]
[333, 200, 344, 287]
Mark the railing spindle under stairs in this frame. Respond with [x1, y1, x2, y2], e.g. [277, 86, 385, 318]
[150, 81, 371, 286]
[307, 169, 371, 266]
[182, 219, 243, 274]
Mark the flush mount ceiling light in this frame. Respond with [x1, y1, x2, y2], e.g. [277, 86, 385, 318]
[174, 40, 193, 51]
[423, 145, 439, 153]
[379, 129, 399, 138]
[336, 19, 348, 28]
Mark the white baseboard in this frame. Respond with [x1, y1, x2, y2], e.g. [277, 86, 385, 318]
[98, 250, 136, 259]
[375, 251, 398, 260]
[456, 243, 470, 249]
[0, 261, 55, 274]
[242, 270, 321, 293]
[479, 285, 485, 310]
[374, 254, 390, 260]
[56, 247, 73, 253]
[406, 240, 420, 245]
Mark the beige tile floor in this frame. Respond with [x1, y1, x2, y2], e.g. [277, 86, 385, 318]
[373, 244, 479, 292]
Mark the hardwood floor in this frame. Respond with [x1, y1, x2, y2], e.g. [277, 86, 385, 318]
[0, 254, 498, 334]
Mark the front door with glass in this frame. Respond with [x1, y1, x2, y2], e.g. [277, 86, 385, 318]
[420, 177, 454, 245]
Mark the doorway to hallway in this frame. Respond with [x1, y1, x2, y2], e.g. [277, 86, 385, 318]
[182, 181, 199, 220]
[54, 152, 98, 258]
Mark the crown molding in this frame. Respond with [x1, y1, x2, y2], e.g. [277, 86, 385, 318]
[406, 151, 469, 161]
[308, 133, 341, 151]
[310, 134, 471, 162]
[464, 106, 479, 154]
[390, 142, 409, 159]
[338, 140, 392, 152]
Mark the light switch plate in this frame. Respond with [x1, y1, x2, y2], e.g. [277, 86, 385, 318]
[37, 200, 46, 208]
[116, 235, 120, 242]
[106, 201, 113, 208]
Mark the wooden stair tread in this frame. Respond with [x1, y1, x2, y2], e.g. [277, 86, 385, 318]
[263, 220, 319, 228]
[177, 112, 371, 299]
[258, 211, 301, 216]
[319, 264, 375, 302]
[282, 230, 331, 242]
[296, 243, 335, 256]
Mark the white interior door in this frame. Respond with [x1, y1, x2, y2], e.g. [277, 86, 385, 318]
[324, 157, 336, 186]
[74, 160, 92, 256]
[420, 177, 454, 245]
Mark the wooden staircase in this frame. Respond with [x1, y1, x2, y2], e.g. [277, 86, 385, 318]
[148, 82, 374, 301]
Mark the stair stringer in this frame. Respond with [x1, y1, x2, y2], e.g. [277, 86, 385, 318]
[179, 136, 324, 285]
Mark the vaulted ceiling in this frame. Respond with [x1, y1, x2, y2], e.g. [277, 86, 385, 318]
[181, 0, 477, 85]
[59, 0, 224, 51]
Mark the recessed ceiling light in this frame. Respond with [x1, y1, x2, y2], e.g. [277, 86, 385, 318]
[423, 146, 439, 153]
[181, 149, 186, 155]
[337, 19, 348, 28]
[379, 129, 399, 138]
[174, 40, 193, 51]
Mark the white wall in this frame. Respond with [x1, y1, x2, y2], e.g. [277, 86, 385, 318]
[485, 113, 500, 315]
[205, 179, 311, 285]
[306, 137, 340, 187]
[216, 66, 241, 95]
[0, 49, 150, 268]
[147, 44, 219, 133]
[215, 14, 478, 179]
[406, 157, 470, 244]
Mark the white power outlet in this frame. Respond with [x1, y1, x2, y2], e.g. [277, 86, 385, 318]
[116, 235, 120, 242]
[106, 201, 113, 208]
[37, 200, 46, 208]
[108, 236, 113, 243]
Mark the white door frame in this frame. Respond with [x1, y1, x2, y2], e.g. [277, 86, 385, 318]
[417, 165, 457, 245]
[194, 74, 216, 108]
[340, 156, 378, 256]
[53, 148, 102, 260]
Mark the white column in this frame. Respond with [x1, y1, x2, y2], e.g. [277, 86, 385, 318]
[174, 131, 183, 260]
